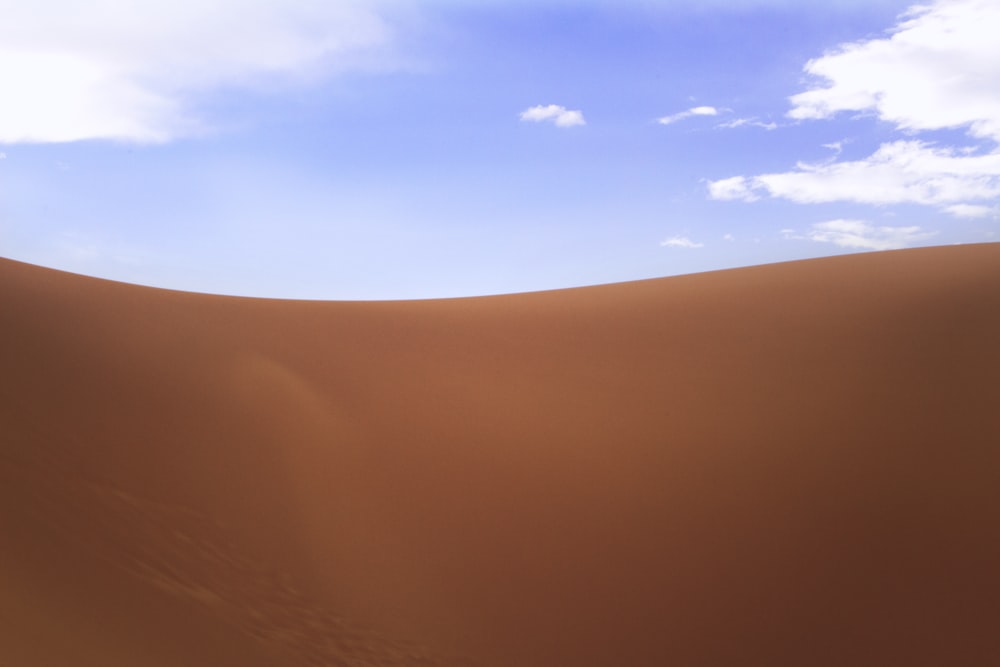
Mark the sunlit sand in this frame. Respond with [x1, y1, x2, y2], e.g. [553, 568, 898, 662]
[2, 244, 999, 665]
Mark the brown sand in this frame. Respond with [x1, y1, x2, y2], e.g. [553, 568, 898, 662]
[2, 244, 999, 666]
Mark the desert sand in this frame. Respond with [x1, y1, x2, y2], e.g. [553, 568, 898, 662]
[2, 244, 999, 666]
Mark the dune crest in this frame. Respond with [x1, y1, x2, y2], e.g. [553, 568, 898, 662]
[3, 245, 1000, 666]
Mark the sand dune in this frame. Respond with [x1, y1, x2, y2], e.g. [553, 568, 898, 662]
[2, 244, 999, 666]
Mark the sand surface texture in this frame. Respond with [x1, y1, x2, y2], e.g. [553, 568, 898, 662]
[3, 244, 999, 666]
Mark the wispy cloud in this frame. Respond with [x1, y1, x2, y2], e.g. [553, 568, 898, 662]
[821, 141, 844, 157]
[657, 106, 719, 125]
[0, 0, 400, 144]
[783, 219, 937, 250]
[943, 203, 995, 219]
[707, 0, 1000, 216]
[707, 175, 760, 202]
[717, 117, 777, 131]
[660, 236, 704, 248]
[519, 104, 586, 128]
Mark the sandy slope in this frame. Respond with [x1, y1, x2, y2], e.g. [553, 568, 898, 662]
[2, 244, 999, 666]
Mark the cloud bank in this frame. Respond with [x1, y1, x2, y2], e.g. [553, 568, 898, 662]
[0, 0, 399, 144]
[519, 105, 586, 128]
[709, 0, 1000, 214]
[710, 140, 1000, 206]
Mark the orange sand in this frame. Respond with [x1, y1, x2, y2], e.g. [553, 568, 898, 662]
[2, 244, 999, 665]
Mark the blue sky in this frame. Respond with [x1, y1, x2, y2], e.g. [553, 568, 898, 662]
[1, 0, 998, 299]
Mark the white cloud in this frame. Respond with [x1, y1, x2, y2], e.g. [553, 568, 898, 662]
[789, 0, 1000, 142]
[519, 104, 586, 128]
[943, 203, 994, 218]
[0, 0, 399, 144]
[784, 219, 937, 250]
[709, 0, 1000, 215]
[723, 233, 736, 242]
[708, 140, 1000, 205]
[660, 236, 704, 248]
[658, 106, 719, 125]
